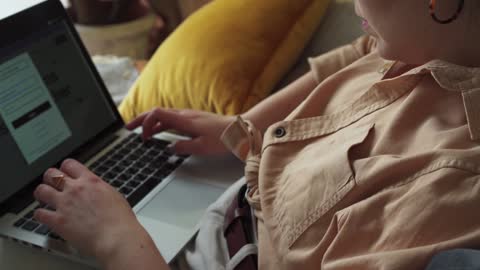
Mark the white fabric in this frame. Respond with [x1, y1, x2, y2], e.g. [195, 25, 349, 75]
[172, 177, 258, 270]
[92, 55, 139, 105]
[226, 244, 258, 270]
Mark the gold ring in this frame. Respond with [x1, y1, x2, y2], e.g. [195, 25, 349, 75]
[52, 174, 65, 191]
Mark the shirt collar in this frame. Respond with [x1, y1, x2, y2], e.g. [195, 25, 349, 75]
[404, 60, 480, 92]
[399, 60, 480, 140]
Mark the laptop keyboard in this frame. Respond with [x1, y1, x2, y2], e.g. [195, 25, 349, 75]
[13, 133, 188, 240]
[13, 204, 64, 241]
[89, 133, 187, 206]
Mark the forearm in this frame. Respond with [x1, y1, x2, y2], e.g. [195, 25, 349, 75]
[241, 71, 317, 133]
[99, 226, 170, 270]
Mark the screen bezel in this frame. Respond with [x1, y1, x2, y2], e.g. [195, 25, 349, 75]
[0, 0, 125, 210]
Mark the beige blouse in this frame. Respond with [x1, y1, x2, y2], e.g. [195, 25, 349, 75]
[222, 35, 480, 270]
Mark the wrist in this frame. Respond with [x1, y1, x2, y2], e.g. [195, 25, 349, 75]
[94, 221, 154, 267]
[101, 229, 167, 270]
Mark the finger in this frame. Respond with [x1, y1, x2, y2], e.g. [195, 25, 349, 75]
[150, 109, 195, 136]
[125, 110, 151, 130]
[33, 208, 61, 231]
[141, 109, 186, 139]
[60, 159, 93, 179]
[34, 184, 61, 209]
[43, 168, 70, 191]
[150, 122, 166, 135]
[173, 137, 209, 155]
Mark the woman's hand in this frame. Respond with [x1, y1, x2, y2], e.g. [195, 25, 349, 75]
[33, 159, 153, 263]
[126, 108, 236, 156]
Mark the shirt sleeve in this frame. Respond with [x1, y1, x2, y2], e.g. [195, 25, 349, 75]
[221, 116, 262, 162]
[308, 34, 377, 83]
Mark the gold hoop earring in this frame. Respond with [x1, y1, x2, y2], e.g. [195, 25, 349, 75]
[429, 0, 465, 24]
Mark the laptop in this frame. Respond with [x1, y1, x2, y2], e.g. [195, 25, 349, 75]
[0, 0, 244, 267]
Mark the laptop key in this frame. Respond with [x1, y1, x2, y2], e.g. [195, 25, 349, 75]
[96, 155, 109, 164]
[25, 210, 34, 219]
[35, 224, 50, 235]
[14, 218, 27, 227]
[127, 141, 140, 148]
[89, 161, 100, 169]
[111, 181, 123, 188]
[167, 156, 180, 164]
[149, 176, 164, 185]
[112, 165, 126, 174]
[143, 140, 155, 148]
[118, 173, 131, 182]
[127, 168, 139, 174]
[103, 171, 117, 180]
[128, 154, 141, 161]
[165, 163, 179, 171]
[124, 143, 135, 150]
[153, 139, 170, 148]
[104, 148, 117, 156]
[141, 167, 154, 175]
[151, 157, 167, 168]
[118, 148, 131, 155]
[138, 144, 152, 153]
[163, 148, 175, 156]
[104, 160, 116, 167]
[153, 170, 169, 179]
[134, 173, 148, 182]
[126, 177, 162, 207]
[111, 154, 123, 161]
[126, 181, 141, 188]
[127, 133, 137, 141]
[93, 165, 108, 175]
[148, 149, 161, 156]
[133, 161, 147, 169]
[120, 160, 132, 167]
[145, 153, 156, 160]
[120, 187, 133, 196]
[139, 156, 151, 163]
[22, 221, 40, 231]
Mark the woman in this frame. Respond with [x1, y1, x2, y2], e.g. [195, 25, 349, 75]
[33, 0, 480, 269]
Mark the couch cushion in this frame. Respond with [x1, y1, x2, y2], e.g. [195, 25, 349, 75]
[119, 0, 331, 122]
[278, 0, 363, 88]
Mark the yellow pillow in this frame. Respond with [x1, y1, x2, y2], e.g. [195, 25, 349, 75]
[119, 0, 331, 122]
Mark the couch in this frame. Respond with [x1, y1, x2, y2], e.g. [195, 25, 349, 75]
[117, 0, 364, 122]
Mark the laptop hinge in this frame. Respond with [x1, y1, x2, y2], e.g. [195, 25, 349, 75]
[74, 133, 119, 163]
[0, 179, 39, 216]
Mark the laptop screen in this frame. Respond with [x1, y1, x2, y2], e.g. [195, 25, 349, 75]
[0, 4, 120, 203]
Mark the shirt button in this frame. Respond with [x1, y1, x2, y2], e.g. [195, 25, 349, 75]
[274, 127, 286, 138]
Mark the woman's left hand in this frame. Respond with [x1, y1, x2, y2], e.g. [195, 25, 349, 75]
[33, 159, 145, 260]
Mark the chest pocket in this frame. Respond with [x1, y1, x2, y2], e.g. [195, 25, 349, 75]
[263, 123, 374, 248]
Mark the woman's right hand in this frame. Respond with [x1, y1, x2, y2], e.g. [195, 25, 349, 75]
[126, 108, 236, 156]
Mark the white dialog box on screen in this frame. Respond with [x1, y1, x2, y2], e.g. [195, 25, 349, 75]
[0, 53, 71, 164]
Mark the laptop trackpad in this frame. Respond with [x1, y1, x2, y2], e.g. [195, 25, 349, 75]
[137, 179, 225, 229]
